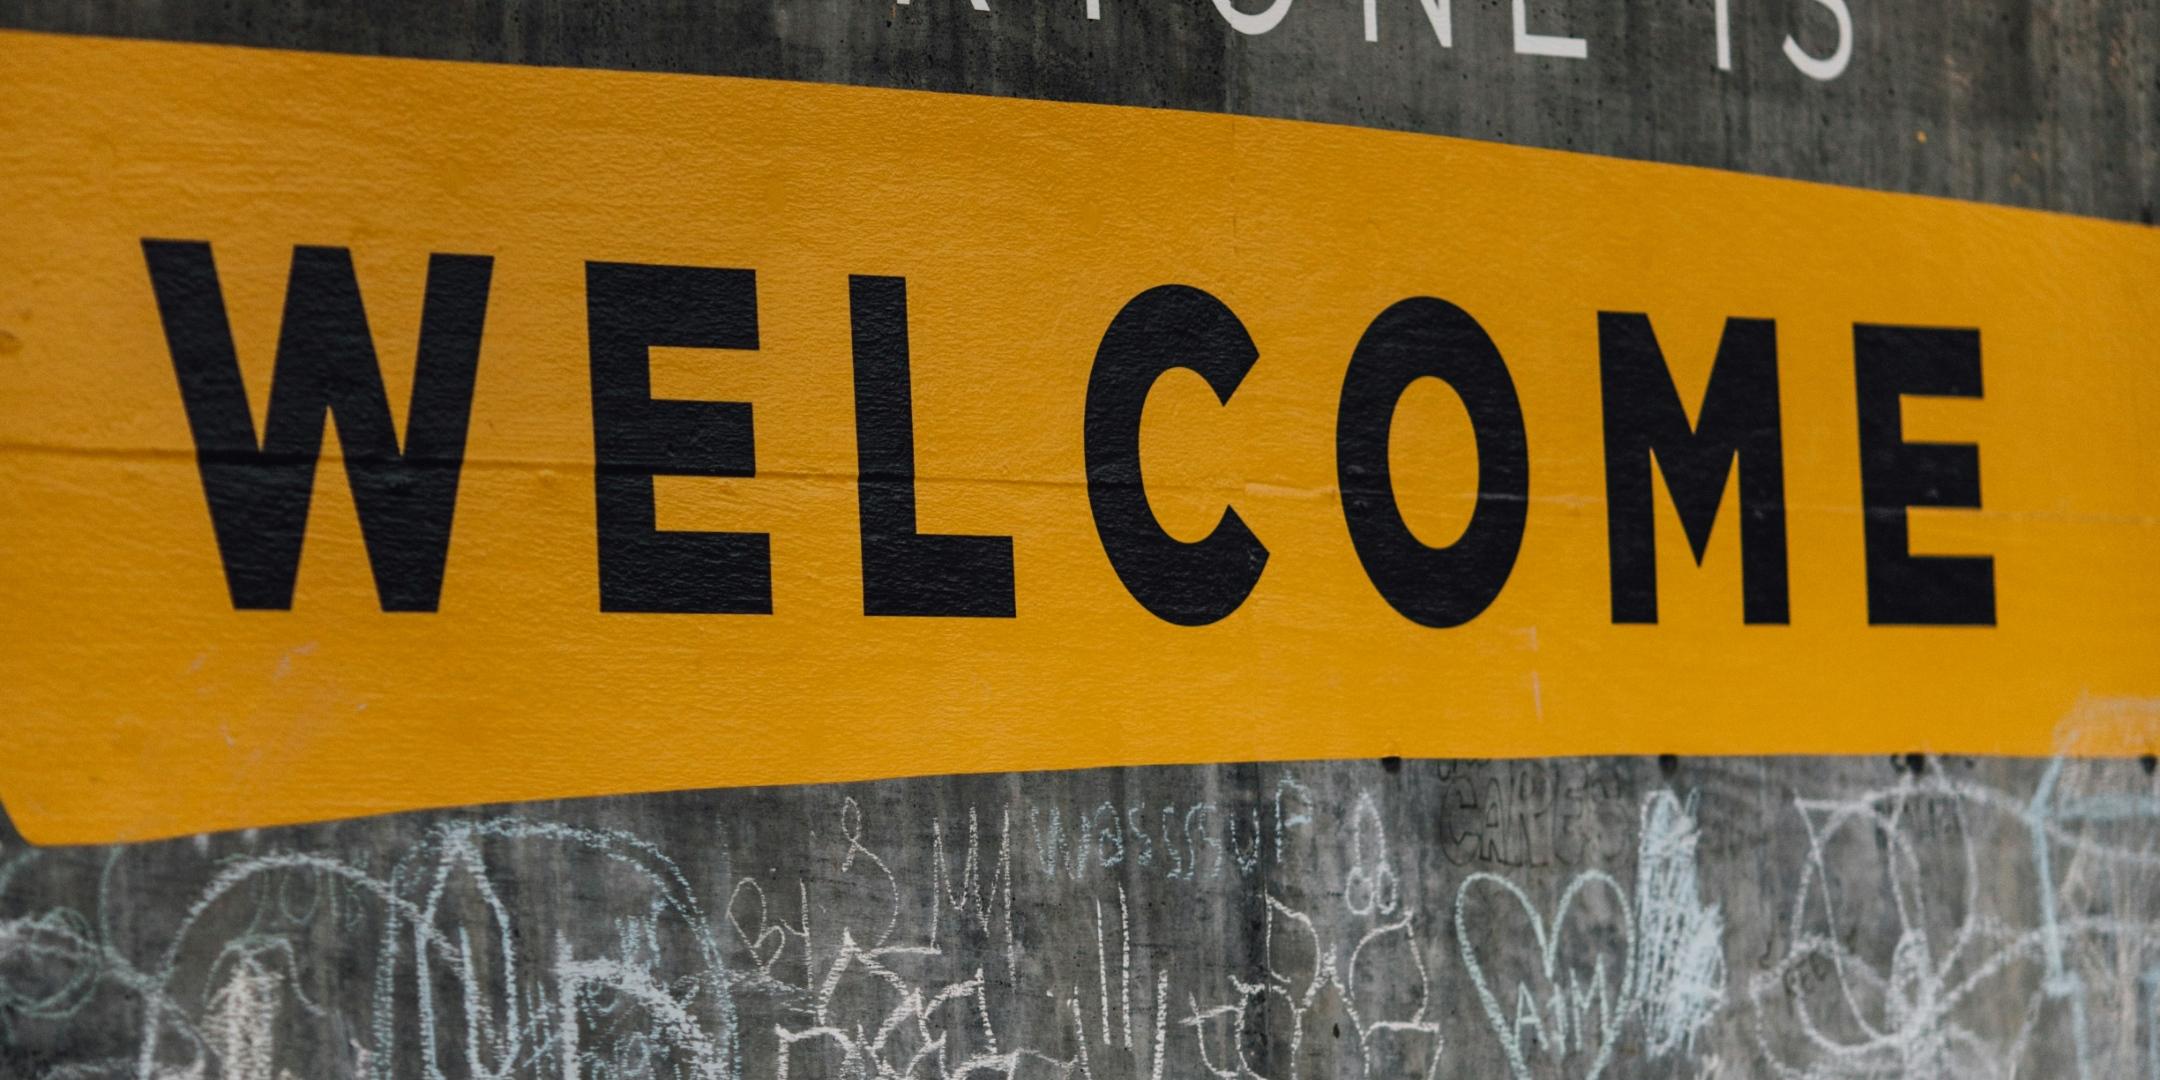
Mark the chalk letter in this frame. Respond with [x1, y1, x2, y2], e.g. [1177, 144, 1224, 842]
[1365, 0, 1451, 46]
[144, 241, 492, 611]
[1855, 325, 1993, 625]
[1212, 0, 1294, 36]
[1783, 0, 1851, 80]
[897, 0, 991, 13]
[1085, 285, 1267, 625]
[1513, 0, 1586, 59]
[587, 261, 768, 614]
[1599, 314, 1788, 624]
[1714, 0, 1732, 70]
[1338, 298, 1528, 628]
[850, 276, 1015, 617]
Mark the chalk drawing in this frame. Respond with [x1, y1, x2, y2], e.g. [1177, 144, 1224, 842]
[1747, 748, 2160, 1079]
[1633, 790, 1727, 1060]
[1456, 868, 1636, 1080]
[3, 753, 2156, 1078]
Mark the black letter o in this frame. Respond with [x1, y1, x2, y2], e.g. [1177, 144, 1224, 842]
[1337, 298, 1528, 627]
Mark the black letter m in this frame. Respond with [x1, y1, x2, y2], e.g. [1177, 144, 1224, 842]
[1599, 314, 1788, 624]
[143, 242, 493, 611]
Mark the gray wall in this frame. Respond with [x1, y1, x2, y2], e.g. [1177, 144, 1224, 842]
[4, 0, 2155, 221]
[2, 4, 2156, 1078]
[5, 756, 2160, 1078]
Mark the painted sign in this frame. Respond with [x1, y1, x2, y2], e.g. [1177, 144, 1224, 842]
[2, 30, 2155, 843]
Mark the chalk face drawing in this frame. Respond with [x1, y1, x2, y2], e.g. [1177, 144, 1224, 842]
[2, 753, 2157, 1078]
[1745, 753, 2160, 1080]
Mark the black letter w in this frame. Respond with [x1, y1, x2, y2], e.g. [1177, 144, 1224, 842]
[143, 242, 494, 611]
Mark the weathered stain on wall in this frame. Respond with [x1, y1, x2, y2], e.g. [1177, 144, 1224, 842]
[5, 755, 2160, 1078]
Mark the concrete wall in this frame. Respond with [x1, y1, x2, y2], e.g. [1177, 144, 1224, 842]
[4, 0, 2154, 221]
[2, 3, 2156, 1078]
[5, 755, 2160, 1077]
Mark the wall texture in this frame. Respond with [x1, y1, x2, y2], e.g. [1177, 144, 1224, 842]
[5, 755, 2160, 1078]
[4, 0, 2155, 222]
[2, 3, 2156, 1078]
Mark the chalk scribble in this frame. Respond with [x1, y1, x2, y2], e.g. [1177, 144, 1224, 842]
[2, 744, 2156, 1079]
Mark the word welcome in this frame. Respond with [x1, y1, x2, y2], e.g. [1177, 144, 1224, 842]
[142, 242, 1994, 628]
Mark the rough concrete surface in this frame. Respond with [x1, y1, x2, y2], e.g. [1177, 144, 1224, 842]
[3, 0, 2155, 222]
[2, 3, 2155, 1078]
[5, 756, 2160, 1078]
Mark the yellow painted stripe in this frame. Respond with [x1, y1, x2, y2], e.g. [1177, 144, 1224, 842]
[1, 31, 2155, 844]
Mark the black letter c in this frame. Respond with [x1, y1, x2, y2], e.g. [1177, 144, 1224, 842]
[1084, 285, 1268, 626]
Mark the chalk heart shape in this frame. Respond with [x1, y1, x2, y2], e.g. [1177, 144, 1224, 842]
[1455, 871, 1636, 1080]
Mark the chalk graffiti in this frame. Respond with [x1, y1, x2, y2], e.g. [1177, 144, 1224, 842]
[1746, 755, 2160, 1080]
[1633, 792, 1726, 1061]
[2, 753, 2155, 1078]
